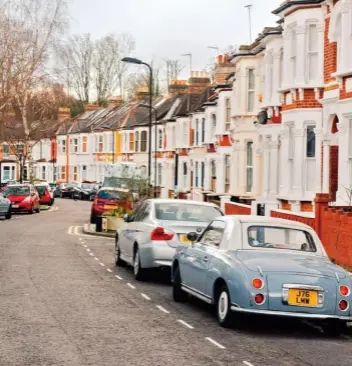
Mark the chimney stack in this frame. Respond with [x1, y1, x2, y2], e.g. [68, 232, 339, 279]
[58, 107, 71, 122]
[213, 54, 236, 85]
[108, 96, 124, 108]
[135, 87, 150, 102]
[168, 80, 188, 98]
[188, 71, 211, 94]
[85, 104, 100, 112]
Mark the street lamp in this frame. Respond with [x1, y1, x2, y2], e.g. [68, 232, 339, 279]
[122, 57, 153, 186]
[100, 126, 115, 165]
[137, 104, 158, 198]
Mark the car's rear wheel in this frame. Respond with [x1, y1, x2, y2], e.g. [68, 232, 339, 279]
[36, 205, 40, 213]
[173, 266, 187, 302]
[133, 247, 146, 281]
[323, 321, 347, 336]
[5, 207, 11, 220]
[28, 205, 34, 214]
[79, 193, 83, 200]
[216, 285, 233, 328]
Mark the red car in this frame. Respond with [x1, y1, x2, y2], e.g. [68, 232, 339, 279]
[4, 184, 40, 214]
[35, 184, 54, 206]
[90, 188, 132, 224]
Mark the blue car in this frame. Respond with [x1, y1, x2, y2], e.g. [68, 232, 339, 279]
[171, 215, 352, 335]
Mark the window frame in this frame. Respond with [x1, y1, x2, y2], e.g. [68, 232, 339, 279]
[201, 118, 205, 143]
[98, 135, 104, 153]
[307, 23, 318, 81]
[158, 129, 163, 150]
[246, 142, 254, 193]
[135, 131, 139, 152]
[247, 69, 255, 113]
[82, 136, 88, 153]
[306, 125, 316, 158]
[140, 131, 147, 152]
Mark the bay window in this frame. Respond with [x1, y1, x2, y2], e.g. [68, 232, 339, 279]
[82, 137, 88, 153]
[129, 133, 134, 152]
[201, 118, 205, 143]
[246, 142, 253, 193]
[201, 162, 205, 188]
[183, 123, 189, 146]
[183, 162, 188, 188]
[41, 166, 46, 180]
[307, 24, 318, 81]
[82, 165, 87, 181]
[135, 132, 139, 152]
[306, 126, 316, 158]
[195, 162, 199, 187]
[98, 135, 104, 153]
[291, 29, 297, 82]
[140, 131, 147, 152]
[225, 99, 231, 131]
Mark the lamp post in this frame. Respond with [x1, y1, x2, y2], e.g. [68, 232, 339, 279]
[137, 104, 158, 198]
[122, 57, 153, 186]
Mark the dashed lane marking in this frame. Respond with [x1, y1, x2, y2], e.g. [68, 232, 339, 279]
[94, 257, 99, 261]
[205, 337, 226, 350]
[156, 305, 170, 314]
[127, 283, 136, 289]
[83, 244, 87, 248]
[177, 319, 194, 329]
[141, 293, 151, 301]
[68, 226, 115, 239]
[107, 268, 112, 273]
[242, 362, 255, 366]
[99, 262, 105, 266]
[86, 248, 90, 252]
[115, 275, 123, 280]
[89, 253, 94, 256]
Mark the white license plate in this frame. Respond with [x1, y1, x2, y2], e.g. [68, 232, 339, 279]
[12, 205, 19, 208]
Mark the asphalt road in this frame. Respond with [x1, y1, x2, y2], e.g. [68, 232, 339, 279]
[1, 199, 352, 366]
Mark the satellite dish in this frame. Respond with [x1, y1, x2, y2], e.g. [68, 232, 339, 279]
[258, 110, 268, 125]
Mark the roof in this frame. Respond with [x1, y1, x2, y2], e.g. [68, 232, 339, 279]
[223, 215, 312, 229]
[272, 0, 325, 15]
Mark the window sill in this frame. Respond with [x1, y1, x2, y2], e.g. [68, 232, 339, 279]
[332, 70, 352, 79]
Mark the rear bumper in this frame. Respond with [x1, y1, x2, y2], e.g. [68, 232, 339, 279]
[230, 306, 352, 321]
[139, 242, 176, 269]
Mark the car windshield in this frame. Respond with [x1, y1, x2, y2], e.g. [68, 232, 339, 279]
[5, 186, 30, 196]
[35, 186, 46, 196]
[247, 226, 316, 252]
[154, 203, 223, 222]
[82, 183, 94, 189]
[98, 190, 127, 201]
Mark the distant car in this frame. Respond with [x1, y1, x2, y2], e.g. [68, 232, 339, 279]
[72, 183, 99, 200]
[90, 188, 133, 224]
[35, 184, 54, 206]
[115, 199, 224, 281]
[4, 184, 40, 214]
[0, 193, 12, 219]
[172, 215, 352, 335]
[56, 183, 77, 198]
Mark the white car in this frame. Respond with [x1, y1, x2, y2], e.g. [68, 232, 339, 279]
[115, 199, 224, 280]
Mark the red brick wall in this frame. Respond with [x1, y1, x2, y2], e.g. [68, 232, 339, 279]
[281, 200, 291, 211]
[324, 16, 337, 84]
[282, 89, 322, 111]
[340, 76, 352, 100]
[225, 202, 251, 215]
[329, 145, 339, 201]
[271, 210, 315, 229]
[301, 201, 313, 212]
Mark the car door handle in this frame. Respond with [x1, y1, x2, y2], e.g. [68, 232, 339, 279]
[202, 256, 209, 262]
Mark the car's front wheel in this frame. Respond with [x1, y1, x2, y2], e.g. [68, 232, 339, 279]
[216, 285, 233, 328]
[36, 205, 40, 213]
[133, 247, 146, 281]
[173, 266, 187, 302]
[115, 237, 124, 266]
[5, 207, 12, 220]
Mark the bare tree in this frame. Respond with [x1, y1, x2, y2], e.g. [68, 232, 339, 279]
[164, 59, 184, 86]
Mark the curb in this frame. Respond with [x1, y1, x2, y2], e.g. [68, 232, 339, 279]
[83, 224, 115, 238]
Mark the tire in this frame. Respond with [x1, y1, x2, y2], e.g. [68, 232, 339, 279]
[5, 207, 11, 220]
[323, 321, 347, 336]
[28, 205, 34, 215]
[133, 246, 146, 281]
[115, 236, 124, 266]
[216, 285, 233, 328]
[36, 205, 40, 213]
[90, 214, 96, 224]
[60, 192, 63, 199]
[173, 266, 187, 302]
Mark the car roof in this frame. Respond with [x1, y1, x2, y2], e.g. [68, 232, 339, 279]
[99, 187, 130, 192]
[148, 199, 221, 208]
[221, 215, 313, 230]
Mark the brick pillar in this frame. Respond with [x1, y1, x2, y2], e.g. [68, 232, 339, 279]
[314, 193, 329, 239]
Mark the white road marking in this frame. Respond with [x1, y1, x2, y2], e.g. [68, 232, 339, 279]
[141, 293, 151, 301]
[67, 226, 74, 235]
[107, 268, 112, 273]
[115, 275, 123, 280]
[243, 362, 255, 366]
[127, 283, 136, 289]
[83, 244, 87, 248]
[94, 257, 99, 261]
[89, 253, 94, 256]
[205, 337, 226, 350]
[156, 305, 170, 314]
[86, 248, 90, 252]
[177, 319, 194, 329]
[99, 262, 105, 266]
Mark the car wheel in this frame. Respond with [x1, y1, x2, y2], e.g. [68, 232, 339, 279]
[36, 205, 40, 213]
[90, 214, 96, 224]
[5, 207, 12, 220]
[216, 285, 233, 328]
[323, 321, 347, 336]
[173, 266, 187, 302]
[60, 192, 63, 199]
[133, 247, 146, 281]
[115, 237, 124, 266]
[28, 205, 34, 214]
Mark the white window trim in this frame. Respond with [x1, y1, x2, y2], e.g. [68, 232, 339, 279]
[247, 69, 255, 113]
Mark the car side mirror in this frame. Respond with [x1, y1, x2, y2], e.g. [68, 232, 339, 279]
[123, 214, 131, 223]
[187, 232, 198, 243]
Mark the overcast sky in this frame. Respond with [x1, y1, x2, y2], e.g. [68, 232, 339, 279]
[68, 0, 283, 78]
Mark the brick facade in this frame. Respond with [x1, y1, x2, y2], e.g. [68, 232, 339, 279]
[282, 89, 322, 111]
[271, 210, 315, 229]
[340, 76, 352, 100]
[224, 202, 251, 215]
[329, 145, 339, 201]
[324, 16, 337, 84]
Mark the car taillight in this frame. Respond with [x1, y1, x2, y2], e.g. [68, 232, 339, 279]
[254, 294, 265, 305]
[252, 278, 264, 289]
[150, 227, 174, 241]
[339, 285, 350, 296]
[339, 300, 349, 311]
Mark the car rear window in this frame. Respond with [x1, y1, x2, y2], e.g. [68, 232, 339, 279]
[82, 183, 94, 189]
[98, 190, 127, 201]
[247, 226, 316, 252]
[5, 186, 30, 196]
[155, 203, 223, 222]
[35, 186, 46, 196]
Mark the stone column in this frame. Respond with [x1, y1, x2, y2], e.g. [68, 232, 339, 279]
[314, 128, 323, 193]
[272, 51, 281, 105]
[336, 121, 349, 204]
[239, 144, 247, 194]
[269, 139, 280, 197]
[261, 138, 270, 198]
[295, 25, 306, 84]
[317, 24, 324, 85]
[204, 160, 211, 191]
[253, 145, 263, 198]
[216, 154, 225, 194]
[322, 140, 330, 193]
[292, 129, 305, 198]
[340, 4, 351, 71]
[280, 127, 290, 197]
[231, 144, 239, 194]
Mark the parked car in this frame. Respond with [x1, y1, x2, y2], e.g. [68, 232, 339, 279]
[4, 184, 40, 214]
[56, 183, 77, 198]
[72, 183, 99, 200]
[35, 183, 54, 206]
[171, 215, 352, 335]
[115, 199, 224, 280]
[0, 192, 12, 219]
[91, 188, 133, 224]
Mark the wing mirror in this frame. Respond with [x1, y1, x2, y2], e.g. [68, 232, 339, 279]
[123, 214, 131, 223]
[187, 232, 198, 243]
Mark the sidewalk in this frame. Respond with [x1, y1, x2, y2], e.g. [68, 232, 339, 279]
[83, 224, 115, 238]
